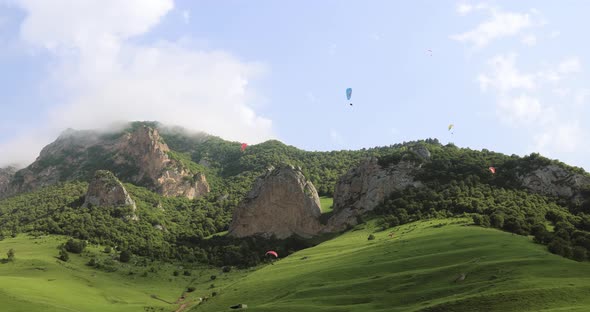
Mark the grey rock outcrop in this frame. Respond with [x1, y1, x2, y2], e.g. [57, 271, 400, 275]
[0, 166, 16, 198]
[326, 158, 423, 231]
[3, 124, 210, 200]
[228, 165, 323, 239]
[412, 145, 431, 160]
[519, 165, 590, 200]
[115, 126, 210, 199]
[83, 170, 137, 220]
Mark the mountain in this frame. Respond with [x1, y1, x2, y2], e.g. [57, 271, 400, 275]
[1, 121, 590, 311]
[0, 121, 589, 266]
[1, 123, 210, 200]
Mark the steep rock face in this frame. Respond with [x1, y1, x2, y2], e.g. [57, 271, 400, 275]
[0, 166, 16, 197]
[520, 165, 590, 199]
[327, 158, 423, 231]
[114, 126, 210, 199]
[228, 165, 323, 239]
[83, 170, 137, 220]
[3, 125, 209, 199]
[3, 130, 102, 197]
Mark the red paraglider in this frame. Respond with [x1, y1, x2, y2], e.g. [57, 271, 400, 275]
[241, 143, 248, 152]
[265, 250, 278, 258]
[489, 167, 496, 174]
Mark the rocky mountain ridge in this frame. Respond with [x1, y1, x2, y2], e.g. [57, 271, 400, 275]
[0, 125, 209, 200]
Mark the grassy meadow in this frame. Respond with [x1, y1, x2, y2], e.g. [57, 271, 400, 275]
[1, 218, 589, 312]
[191, 218, 590, 312]
[0, 235, 250, 312]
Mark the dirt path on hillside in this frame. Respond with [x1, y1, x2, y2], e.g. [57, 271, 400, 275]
[175, 303, 188, 312]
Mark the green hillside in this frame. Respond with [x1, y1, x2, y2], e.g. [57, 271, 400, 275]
[0, 235, 187, 311]
[192, 218, 590, 312]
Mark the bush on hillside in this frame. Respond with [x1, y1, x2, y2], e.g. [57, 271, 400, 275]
[58, 248, 69, 262]
[119, 250, 131, 263]
[64, 239, 87, 254]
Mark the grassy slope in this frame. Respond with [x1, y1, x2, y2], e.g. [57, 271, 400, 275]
[0, 235, 250, 312]
[192, 218, 590, 312]
[319, 197, 333, 214]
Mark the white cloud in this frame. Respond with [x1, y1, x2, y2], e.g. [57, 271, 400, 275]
[574, 89, 589, 108]
[521, 34, 537, 46]
[533, 122, 587, 154]
[536, 70, 561, 83]
[558, 57, 581, 74]
[456, 3, 489, 15]
[451, 7, 536, 48]
[497, 94, 551, 126]
[478, 54, 535, 93]
[456, 3, 473, 15]
[0, 130, 55, 167]
[181, 10, 190, 24]
[15, 0, 174, 51]
[553, 87, 571, 97]
[476, 51, 589, 169]
[329, 129, 344, 145]
[1, 0, 276, 167]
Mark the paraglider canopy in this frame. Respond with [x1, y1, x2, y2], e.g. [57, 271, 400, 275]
[241, 143, 248, 152]
[448, 124, 454, 131]
[346, 88, 352, 101]
[265, 250, 278, 258]
[489, 167, 496, 174]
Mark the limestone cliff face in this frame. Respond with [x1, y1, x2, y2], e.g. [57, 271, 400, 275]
[113, 126, 210, 199]
[1, 125, 209, 199]
[228, 165, 323, 239]
[519, 165, 590, 200]
[0, 167, 16, 197]
[326, 157, 423, 231]
[83, 170, 137, 221]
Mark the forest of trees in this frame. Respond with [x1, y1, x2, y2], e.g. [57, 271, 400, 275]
[1, 122, 589, 266]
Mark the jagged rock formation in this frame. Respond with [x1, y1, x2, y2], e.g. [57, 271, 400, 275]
[228, 165, 323, 239]
[0, 166, 16, 197]
[114, 125, 210, 199]
[326, 157, 423, 231]
[520, 165, 590, 200]
[83, 170, 138, 220]
[2, 125, 209, 199]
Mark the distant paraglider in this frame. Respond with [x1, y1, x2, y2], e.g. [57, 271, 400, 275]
[346, 87, 352, 106]
[241, 143, 248, 152]
[489, 167, 496, 174]
[448, 124, 454, 135]
[265, 250, 278, 258]
[427, 49, 433, 56]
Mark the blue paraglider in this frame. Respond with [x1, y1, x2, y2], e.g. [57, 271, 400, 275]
[346, 88, 352, 106]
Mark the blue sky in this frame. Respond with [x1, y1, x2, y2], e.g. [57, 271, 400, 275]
[0, 1, 589, 171]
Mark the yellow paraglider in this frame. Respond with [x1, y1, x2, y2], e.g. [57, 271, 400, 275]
[448, 124, 454, 135]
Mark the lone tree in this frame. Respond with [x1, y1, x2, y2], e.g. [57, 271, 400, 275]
[6, 249, 15, 261]
[58, 248, 69, 262]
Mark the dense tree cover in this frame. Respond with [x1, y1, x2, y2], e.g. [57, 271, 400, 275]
[0, 180, 320, 266]
[2, 121, 590, 267]
[373, 180, 590, 262]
